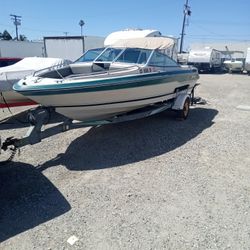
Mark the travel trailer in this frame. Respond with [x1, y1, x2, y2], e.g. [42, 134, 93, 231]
[187, 48, 222, 72]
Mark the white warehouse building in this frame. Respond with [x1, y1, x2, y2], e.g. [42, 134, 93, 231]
[0, 36, 105, 61]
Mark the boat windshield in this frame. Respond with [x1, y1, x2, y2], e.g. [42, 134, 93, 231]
[76, 48, 104, 62]
[115, 48, 152, 64]
[75, 47, 177, 67]
[148, 50, 178, 67]
[95, 47, 152, 65]
[95, 48, 123, 62]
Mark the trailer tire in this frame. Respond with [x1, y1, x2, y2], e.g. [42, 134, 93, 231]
[177, 97, 190, 120]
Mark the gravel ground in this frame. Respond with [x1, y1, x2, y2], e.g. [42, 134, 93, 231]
[0, 73, 250, 249]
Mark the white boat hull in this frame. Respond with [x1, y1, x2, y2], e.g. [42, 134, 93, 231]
[56, 92, 177, 121]
[223, 60, 243, 72]
[19, 78, 196, 121]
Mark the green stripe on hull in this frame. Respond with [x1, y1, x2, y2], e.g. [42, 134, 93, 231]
[14, 70, 198, 96]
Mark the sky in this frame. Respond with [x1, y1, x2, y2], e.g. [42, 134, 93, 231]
[1, 0, 250, 50]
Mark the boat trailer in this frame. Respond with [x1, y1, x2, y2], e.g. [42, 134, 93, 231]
[0, 84, 199, 163]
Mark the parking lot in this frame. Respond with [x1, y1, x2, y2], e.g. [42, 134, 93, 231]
[0, 73, 250, 249]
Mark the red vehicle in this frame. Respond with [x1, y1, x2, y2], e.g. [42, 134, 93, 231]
[0, 57, 22, 67]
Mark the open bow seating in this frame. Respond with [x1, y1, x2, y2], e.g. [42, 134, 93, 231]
[34, 62, 140, 80]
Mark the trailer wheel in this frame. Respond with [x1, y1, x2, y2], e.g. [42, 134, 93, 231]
[177, 97, 190, 120]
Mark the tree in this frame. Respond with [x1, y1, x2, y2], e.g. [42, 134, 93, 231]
[0, 30, 12, 40]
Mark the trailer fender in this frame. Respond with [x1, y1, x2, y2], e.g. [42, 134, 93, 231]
[172, 93, 190, 110]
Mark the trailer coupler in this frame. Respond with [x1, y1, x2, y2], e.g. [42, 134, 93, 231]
[0, 136, 20, 164]
[0, 106, 53, 163]
[1, 136, 20, 151]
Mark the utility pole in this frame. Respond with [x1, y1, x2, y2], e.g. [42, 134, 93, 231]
[10, 14, 22, 40]
[179, 0, 191, 53]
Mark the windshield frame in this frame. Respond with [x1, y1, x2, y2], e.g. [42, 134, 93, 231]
[93, 47, 125, 63]
[75, 47, 105, 63]
[113, 48, 153, 65]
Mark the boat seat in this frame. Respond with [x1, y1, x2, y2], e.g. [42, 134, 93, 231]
[70, 63, 93, 74]
[41, 66, 72, 78]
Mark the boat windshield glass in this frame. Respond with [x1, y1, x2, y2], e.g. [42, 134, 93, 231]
[76, 48, 104, 62]
[115, 48, 152, 64]
[95, 48, 123, 62]
[148, 50, 178, 67]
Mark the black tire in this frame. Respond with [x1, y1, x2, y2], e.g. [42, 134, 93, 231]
[176, 97, 190, 120]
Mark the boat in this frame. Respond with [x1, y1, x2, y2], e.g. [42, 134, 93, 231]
[0, 57, 71, 108]
[223, 58, 244, 73]
[13, 37, 199, 122]
[223, 49, 244, 73]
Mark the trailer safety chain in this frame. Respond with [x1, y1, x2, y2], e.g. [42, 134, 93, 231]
[0, 147, 19, 165]
[1, 92, 14, 116]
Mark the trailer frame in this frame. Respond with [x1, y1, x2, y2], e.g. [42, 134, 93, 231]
[0, 84, 199, 163]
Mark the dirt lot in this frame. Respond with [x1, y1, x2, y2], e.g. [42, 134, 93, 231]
[0, 73, 250, 249]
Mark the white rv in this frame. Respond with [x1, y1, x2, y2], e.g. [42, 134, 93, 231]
[104, 29, 178, 61]
[187, 48, 222, 72]
[245, 48, 250, 75]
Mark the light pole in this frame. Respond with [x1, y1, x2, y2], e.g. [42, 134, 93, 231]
[79, 20, 85, 37]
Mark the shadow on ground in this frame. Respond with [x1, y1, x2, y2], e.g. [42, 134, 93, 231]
[198, 71, 227, 75]
[40, 107, 218, 171]
[0, 107, 217, 242]
[0, 162, 71, 243]
[0, 108, 66, 130]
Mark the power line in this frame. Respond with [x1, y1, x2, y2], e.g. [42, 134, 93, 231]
[10, 14, 22, 40]
[191, 19, 250, 26]
[188, 34, 250, 38]
[186, 36, 250, 42]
